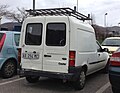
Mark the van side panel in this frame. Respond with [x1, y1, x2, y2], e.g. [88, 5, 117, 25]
[69, 17, 98, 75]
[76, 28, 99, 74]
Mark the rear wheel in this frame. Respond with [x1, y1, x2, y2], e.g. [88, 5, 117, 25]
[73, 69, 86, 90]
[26, 76, 40, 83]
[2, 60, 16, 78]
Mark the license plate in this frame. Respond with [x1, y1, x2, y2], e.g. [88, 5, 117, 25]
[22, 53, 39, 59]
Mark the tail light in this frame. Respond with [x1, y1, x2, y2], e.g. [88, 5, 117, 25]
[69, 51, 76, 66]
[0, 33, 6, 52]
[18, 48, 21, 64]
[110, 52, 120, 66]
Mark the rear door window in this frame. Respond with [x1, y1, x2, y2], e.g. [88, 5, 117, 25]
[25, 23, 43, 45]
[46, 23, 66, 46]
[14, 34, 20, 46]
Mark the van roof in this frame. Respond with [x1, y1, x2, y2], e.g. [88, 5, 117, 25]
[25, 16, 94, 33]
[69, 16, 94, 32]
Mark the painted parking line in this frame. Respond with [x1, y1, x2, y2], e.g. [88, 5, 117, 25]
[95, 82, 110, 93]
[0, 77, 25, 86]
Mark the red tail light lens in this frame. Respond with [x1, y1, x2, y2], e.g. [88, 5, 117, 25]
[0, 33, 6, 52]
[18, 48, 21, 64]
[110, 52, 120, 66]
[69, 51, 75, 66]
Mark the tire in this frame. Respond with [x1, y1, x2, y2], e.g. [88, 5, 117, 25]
[26, 76, 40, 83]
[112, 86, 120, 93]
[2, 60, 16, 78]
[73, 69, 86, 90]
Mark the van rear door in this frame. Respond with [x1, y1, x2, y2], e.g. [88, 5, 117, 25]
[21, 18, 44, 70]
[43, 17, 69, 73]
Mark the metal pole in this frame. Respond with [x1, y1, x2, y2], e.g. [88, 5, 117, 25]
[104, 13, 108, 38]
[104, 13, 107, 27]
[77, 0, 78, 11]
[33, 0, 35, 10]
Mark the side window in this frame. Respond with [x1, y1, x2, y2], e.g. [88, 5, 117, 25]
[46, 23, 66, 46]
[25, 23, 43, 45]
[14, 34, 20, 46]
[96, 42, 102, 52]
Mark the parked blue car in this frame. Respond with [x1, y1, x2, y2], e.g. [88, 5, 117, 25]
[0, 31, 20, 78]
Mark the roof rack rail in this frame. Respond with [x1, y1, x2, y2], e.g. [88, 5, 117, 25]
[26, 7, 92, 21]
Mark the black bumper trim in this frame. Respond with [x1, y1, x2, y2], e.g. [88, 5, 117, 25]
[89, 59, 106, 65]
[19, 66, 82, 81]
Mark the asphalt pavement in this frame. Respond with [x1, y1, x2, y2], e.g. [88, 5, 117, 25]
[0, 71, 113, 93]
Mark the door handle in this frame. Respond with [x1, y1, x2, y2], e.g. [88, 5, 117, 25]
[33, 51, 36, 53]
[62, 58, 67, 60]
[44, 55, 51, 57]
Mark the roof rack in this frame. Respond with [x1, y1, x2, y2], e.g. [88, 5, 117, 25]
[26, 7, 92, 21]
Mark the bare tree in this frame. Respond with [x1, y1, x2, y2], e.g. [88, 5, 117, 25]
[0, 5, 9, 16]
[5, 7, 29, 23]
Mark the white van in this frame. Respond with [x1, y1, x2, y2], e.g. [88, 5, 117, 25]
[18, 8, 109, 90]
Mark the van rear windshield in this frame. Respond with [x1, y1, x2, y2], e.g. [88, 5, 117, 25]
[14, 34, 20, 46]
[46, 23, 66, 46]
[25, 23, 43, 45]
[0, 33, 4, 40]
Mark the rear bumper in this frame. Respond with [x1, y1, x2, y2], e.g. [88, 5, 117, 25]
[109, 67, 120, 89]
[19, 66, 82, 81]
